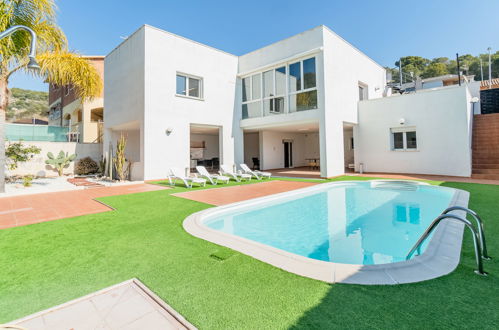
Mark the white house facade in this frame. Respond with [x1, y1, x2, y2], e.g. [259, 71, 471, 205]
[104, 24, 476, 181]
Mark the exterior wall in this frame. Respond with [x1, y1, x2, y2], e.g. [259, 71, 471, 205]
[6, 142, 102, 177]
[104, 27, 146, 179]
[356, 85, 473, 177]
[141, 26, 239, 180]
[320, 27, 386, 177]
[259, 131, 309, 169]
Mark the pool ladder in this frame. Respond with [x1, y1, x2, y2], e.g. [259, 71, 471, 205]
[406, 206, 491, 276]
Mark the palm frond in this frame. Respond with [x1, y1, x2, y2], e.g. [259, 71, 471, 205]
[37, 51, 102, 101]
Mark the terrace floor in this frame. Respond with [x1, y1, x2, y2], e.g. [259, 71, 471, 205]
[0, 183, 168, 229]
[173, 180, 316, 205]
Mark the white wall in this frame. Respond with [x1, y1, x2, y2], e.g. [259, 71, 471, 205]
[243, 133, 259, 166]
[320, 27, 387, 178]
[190, 133, 219, 159]
[104, 26, 146, 179]
[260, 131, 310, 169]
[356, 85, 472, 177]
[6, 142, 102, 177]
[304, 133, 320, 159]
[142, 26, 239, 179]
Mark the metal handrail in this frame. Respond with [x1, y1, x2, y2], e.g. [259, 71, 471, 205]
[443, 206, 491, 260]
[406, 214, 487, 276]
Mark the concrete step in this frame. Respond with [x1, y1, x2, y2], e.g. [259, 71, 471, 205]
[472, 173, 499, 180]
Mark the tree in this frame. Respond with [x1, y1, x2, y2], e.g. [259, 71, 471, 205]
[395, 56, 430, 78]
[0, 0, 102, 192]
[422, 62, 448, 78]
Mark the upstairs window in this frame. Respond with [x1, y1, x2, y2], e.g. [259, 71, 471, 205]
[391, 128, 417, 151]
[176, 73, 203, 99]
[358, 83, 368, 101]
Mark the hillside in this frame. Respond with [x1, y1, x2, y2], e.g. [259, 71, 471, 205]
[6, 88, 48, 123]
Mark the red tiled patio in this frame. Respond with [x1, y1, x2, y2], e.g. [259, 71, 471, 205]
[173, 180, 317, 206]
[0, 184, 168, 230]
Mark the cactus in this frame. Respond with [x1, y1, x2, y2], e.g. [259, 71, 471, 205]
[113, 134, 127, 181]
[45, 151, 76, 176]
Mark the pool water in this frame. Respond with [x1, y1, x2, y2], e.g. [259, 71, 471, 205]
[204, 182, 455, 265]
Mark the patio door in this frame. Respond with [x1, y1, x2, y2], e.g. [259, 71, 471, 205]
[283, 140, 293, 168]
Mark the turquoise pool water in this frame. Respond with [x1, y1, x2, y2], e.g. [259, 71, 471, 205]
[204, 182, 455, 265]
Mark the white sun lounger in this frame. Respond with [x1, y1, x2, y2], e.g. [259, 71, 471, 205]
[168, 168, 206, 188]
[240, 163, 272, 180]
[196, 166, 230, 185]
[220, 164, 251, 182]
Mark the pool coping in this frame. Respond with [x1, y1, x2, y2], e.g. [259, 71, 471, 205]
[183, 180, 469, 285]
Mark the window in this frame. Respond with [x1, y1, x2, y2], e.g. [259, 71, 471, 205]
[358, 84, 368, 101]
[242, 73, 262, 119]
[391, 129, 417, 150]
[289, 57, 318, 112]
[176, 74, 203, 99]
[241, 56, 318, 117]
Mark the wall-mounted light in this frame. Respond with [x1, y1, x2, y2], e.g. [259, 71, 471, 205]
[375, 86, 380, 91]
[399, 118, 405, 125]
[166, 127, 173, 136]
[471, 97, 480, 103]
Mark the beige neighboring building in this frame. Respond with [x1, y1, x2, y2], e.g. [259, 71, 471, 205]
[48, 56, 104, 143]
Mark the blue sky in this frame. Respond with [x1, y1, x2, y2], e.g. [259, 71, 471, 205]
[10, 0, 499, 91]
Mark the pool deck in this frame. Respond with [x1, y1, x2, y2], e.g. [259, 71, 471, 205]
[0, 184, 168, 230]
[172, 180, 317, 205]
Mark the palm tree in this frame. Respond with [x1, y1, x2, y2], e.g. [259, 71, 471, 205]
[0, 0, 102, 192]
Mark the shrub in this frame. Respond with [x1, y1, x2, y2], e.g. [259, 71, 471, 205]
[23, 175, 34, 187]
[75, 157, 99, 175]
[5, 141, 41, 170]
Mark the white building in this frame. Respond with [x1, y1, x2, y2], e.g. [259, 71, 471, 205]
[104, 24, 476, 180]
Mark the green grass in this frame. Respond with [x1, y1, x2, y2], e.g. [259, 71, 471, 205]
[0, 176, 498, 329]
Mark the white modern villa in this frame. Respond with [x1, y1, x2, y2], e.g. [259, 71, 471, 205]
[104, 25, 480, 181]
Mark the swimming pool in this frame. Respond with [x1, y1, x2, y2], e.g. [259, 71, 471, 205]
[184, 181, 469, 284]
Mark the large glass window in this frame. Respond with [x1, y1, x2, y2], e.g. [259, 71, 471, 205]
[303, 57, 316, 89]
[289, 90, 318, 112]
[241, 56, 318, 118]
[263, 70, 274, 97]
[275, 66, 286, 95]
[242, 77, 250, 102]
[251, 74, 261, 100]
[289, 62, 301, 93]
[176, 74, 202, 98]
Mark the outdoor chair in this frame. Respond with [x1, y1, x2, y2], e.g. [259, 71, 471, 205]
[219, 164, 251, 182]
[240, 163, 272, 180]
[168, 168, 206, 188]
[196, 166, 230, 185]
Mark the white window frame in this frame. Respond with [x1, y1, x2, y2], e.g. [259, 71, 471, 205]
[391, 127, 418, 151]
[358, 82, 368, 101]
[176, 73, 204, 100]
[241, 55, 318, 118]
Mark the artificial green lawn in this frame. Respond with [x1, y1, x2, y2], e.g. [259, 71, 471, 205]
[0, 176, 498, 329]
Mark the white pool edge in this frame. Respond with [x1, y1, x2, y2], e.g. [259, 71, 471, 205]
[183, 180, 469, 285]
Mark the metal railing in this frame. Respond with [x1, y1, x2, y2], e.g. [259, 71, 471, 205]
[443, 206, 490, 260]
[406, 207, 490, 276]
